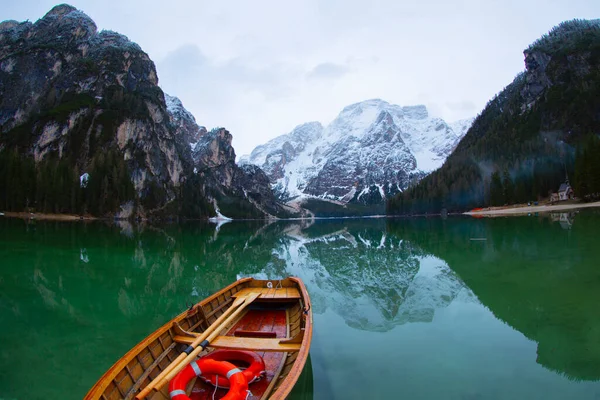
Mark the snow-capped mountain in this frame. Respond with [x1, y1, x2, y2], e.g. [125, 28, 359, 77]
[240, 99, 473, 204]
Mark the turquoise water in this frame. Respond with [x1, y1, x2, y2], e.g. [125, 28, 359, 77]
[0, 211, 599, 399]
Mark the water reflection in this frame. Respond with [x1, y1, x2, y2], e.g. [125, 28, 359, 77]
[550, 211, 576, 230]
[1, 211, 599, 400]
[386, 214, 600, 382]
[245, 220, 472, 332]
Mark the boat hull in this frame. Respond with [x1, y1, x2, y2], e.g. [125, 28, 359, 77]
[84, 277, 312, 400]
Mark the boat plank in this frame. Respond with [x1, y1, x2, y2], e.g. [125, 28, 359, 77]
[212, 336, 301, 352]
[172, 335, 301, 352]
[232, 287, 300, 299]
[124, 343, 176, 400]
[242, 310, 265, 332]
[268, 277, 312, 399]
[260, 350, 288, 399]
[204, 297, 233, 320]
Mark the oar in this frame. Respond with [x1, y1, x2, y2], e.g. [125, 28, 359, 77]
[135, 292, 259, 399]
[155, 292, 260, 391]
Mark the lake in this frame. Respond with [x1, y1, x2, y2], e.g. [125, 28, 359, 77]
[1, 211, 599, 399]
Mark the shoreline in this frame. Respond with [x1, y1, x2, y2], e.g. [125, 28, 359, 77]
[463, 201, 600, 216]
[3, 201, 600, 222]
[1, 212, 97, 221]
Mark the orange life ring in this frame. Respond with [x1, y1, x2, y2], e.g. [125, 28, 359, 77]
[201, 350, 266, 388]
[168, 358, 248, 400]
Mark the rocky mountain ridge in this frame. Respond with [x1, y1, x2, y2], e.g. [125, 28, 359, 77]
[0, 4, 285, 219]
[241, 99, 472, 204]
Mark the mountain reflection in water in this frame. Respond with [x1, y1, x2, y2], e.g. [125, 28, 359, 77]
[1, 212, 599, 399]
[238, 214, 600, 384]
[243, 220, 472, 332]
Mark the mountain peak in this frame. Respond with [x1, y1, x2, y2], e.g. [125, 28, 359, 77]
[165, 94, 197, 124]
[243, 99, 472, 203]
[337, 100, 429, 126]
[38, 4, 97, 39]
[44, 4, 78, 18]
[294, 121, 323, 131]
[342, 98, 390, 111]
[0, 4, 286, 220]
[402, 105, 428, 120]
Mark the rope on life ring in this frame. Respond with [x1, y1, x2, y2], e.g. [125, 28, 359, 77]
[200, 350, 266, 388]
[168, 358, 248, 400]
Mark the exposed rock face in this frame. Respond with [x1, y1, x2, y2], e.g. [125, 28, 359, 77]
[192, 128, 287, 218]
[242, 100, 472, 204]
[521, 51, 553, 107]
[234, 164, 285, 216]
[0, 5, 182, 206]
[0, 5, 282, 219]
[194, 128, 236, 171]
[165, 94, 205, 144]
[521, 19, 600, 110]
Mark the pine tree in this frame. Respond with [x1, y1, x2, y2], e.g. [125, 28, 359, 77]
[490, 171, 504, 206]
[503, 169, 514, 205]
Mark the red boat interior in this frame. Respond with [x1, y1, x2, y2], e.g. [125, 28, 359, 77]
[190, 306, 288, 400]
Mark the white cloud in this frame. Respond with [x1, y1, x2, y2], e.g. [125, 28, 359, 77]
[307, 63, 350, 80]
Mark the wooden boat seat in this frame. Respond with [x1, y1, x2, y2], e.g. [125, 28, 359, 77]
[232, 287, 301, 300]
[173, 335, 301, 352]
[234, 329, 277, 338]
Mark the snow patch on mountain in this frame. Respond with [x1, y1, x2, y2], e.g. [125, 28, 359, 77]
[165, 93, 197, 124]
[241, 99, 473, 204]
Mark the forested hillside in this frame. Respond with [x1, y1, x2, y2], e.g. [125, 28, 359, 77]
[387, 19, 600, 215]
[0, 5, 286, 219]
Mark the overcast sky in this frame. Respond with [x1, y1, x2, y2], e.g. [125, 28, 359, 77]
[3, 1, 600, 156]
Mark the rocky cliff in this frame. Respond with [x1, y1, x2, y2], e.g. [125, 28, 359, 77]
[0, 4, 284, 219]
[165, 93, 206, 145]
[241, 100, 472, 205]
[191, 127, 287, 218]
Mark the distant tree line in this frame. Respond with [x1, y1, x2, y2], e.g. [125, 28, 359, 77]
[527, 19, 600, 54]
[0, 149, 134, 215]
[173, 173, 215, 219]
[0, 147, 223, 219]
[574, 135, 600, 200]
[486, 162, 569, 207]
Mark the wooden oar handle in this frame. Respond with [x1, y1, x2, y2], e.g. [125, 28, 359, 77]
[136, 293, 258, 399]
[157, 293, 259, 388]
[135, 297, 248, 399]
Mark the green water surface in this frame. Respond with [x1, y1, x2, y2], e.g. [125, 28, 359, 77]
[0, 211, 599, 399]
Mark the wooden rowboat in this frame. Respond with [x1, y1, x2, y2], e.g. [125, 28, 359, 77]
[85, 277, 312, 400]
